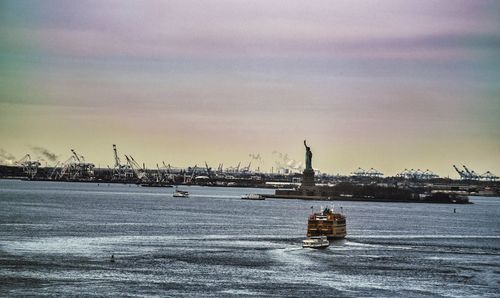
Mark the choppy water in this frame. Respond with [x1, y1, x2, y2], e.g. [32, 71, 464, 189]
[0, 180, 499, 297]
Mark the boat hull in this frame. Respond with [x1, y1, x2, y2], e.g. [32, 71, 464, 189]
[173, 190, 189, 198]
[241, 194, 265, 200]
[302, 243, 329, 249]
[302, 236, 330, 249]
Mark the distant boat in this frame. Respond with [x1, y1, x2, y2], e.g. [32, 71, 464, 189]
[173, 189, 189, 198]
[302, 236, 330, 249]
[140, 182, 173, 188]
[241, 194, 264, 200]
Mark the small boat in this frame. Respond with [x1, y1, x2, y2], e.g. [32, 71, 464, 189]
[241, 194, 265, 200]
[302, 236, 330, 249]
[173, 189, 189, 198]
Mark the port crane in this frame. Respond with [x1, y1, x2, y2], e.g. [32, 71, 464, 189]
[396, 168, 410, 179]
[397, 168, 439, 180]
[73, 149, 94, 180]
[240, 162, 251, 173]
[213, 163, 226, 179]
[226, 162, 241, 174]
[183, 165, 197, 184]
[462, 165, 474, 179]
[111, 144, 134, 181]
[422, 169, 439, 180]
[351, 167, 366, 177]
[48, 161, 61, 180]
[188, 162, 212, 184]
[153, 163, 166, 183]
[56, 149, 95, 181]
[162, 161, 171, 174]
[113, 144, 121, 168]
[352, 167, 383, 178]
[204, 161, 213, 179]
[453, 165, 468, 180]
[453, 165, 496, 181]
[124, 155, 146, 181]
[366, 168, 383, 178]
[190, 165, 198, 183]
[15, 154, 41, 179]
[462, 165, 480, 180]
[56, 155, 75, 180]
[162, 161, 176, 182]
[71, 149, 82, 163]
[481, 171, 498, 181]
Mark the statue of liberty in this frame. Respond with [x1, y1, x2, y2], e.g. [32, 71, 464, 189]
[304, 140, 312, 170]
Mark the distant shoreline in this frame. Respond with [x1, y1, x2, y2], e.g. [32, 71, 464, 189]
[262, 194, 474, 204]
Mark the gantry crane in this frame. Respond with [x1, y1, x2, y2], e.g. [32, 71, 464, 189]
[56, 149, 95, 181]
[124, 155, 146, 181]
[453, 165, 468, 180]
[241, 162, 251, 173]
[111, 144, 134, 180]
[15, 154, 41, 179]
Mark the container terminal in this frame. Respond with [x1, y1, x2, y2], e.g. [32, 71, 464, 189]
[0, 144, 498, 201]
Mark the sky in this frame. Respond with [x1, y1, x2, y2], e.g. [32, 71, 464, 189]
[0, 0, 499, 177]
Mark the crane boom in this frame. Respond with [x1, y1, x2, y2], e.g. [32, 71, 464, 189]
[191, 165, 198, 180]
[462, 165, 472, 176]
[71, 149, 81, 163]
[453, 165, 467, 179]
[112, 144, 121, 168]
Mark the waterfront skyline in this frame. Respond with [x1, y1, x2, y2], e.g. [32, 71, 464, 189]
[1, 1, 499, 176]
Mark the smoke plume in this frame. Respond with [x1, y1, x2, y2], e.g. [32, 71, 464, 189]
[248, 153, 263, 163]
[31, 146, 59, 162]
[272, 150, 304, 172]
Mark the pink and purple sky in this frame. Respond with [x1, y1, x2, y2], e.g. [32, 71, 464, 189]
[1, 0, 499, 176]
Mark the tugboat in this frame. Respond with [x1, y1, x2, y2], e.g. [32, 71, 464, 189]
[306, 206, 346, 240]
[302, 236, 330, 249]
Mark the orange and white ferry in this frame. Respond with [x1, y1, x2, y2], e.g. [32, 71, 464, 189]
[306, 207, 346, 240]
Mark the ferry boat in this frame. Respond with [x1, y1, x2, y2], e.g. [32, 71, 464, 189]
[140, 182, 173, 188]
[241, 194, 265, 200]
[302, 236, 330, 249]
[307, 207, 346, 240]
[173, 189, 189, 198]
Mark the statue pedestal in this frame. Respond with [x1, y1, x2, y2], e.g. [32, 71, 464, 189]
[301, 169, 315, 188]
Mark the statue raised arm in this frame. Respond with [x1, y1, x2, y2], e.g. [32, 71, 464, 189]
[304, 140, 312, 170]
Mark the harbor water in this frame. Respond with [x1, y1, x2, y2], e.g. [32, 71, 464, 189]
[0, 180, 499, 297]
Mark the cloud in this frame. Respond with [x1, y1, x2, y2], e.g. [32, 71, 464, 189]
[0, 149, 17, 165]
[6, 1, 498, 62]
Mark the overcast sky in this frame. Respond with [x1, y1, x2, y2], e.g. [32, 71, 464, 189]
[1, 0, 499, 176]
